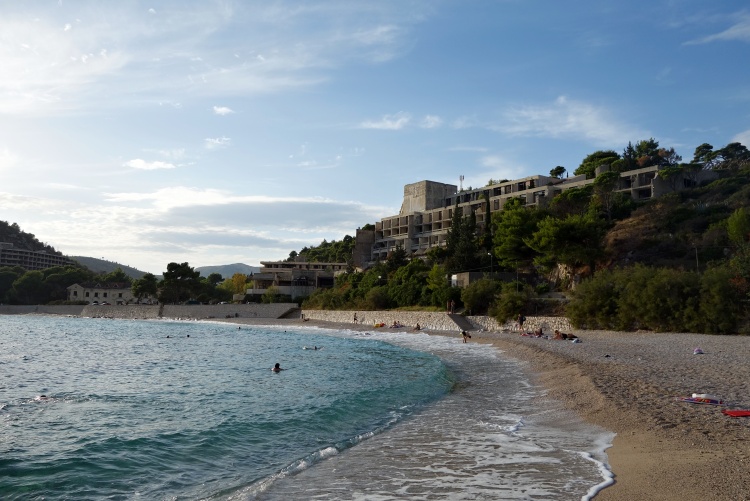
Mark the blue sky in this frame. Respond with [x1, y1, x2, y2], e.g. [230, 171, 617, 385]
[1, 1, 749, 274]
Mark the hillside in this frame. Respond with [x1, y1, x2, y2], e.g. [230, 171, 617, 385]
[70, 256, 148, 280]
[602, 173, 750, 271]
[195, 263, 260, 278]
[0, 221, 62, 255]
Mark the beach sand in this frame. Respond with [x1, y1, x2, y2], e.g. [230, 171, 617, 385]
[220, 318, 750, 500]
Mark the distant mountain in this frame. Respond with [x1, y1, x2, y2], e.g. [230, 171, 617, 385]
[70, 256, 148, 280]
[195, 263, 260, 278]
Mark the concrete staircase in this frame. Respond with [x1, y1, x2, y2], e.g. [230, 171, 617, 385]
[447, 313, 476, 332]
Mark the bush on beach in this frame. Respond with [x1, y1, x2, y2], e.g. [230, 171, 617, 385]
[565, 264, 742, 334]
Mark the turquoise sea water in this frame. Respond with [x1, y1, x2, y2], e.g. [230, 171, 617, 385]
[0, 316, 613, 500]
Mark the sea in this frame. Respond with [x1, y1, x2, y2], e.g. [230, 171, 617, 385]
[0, 315, 614, 500]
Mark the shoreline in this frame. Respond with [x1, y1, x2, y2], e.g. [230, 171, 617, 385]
[215, 317, 750, 500]
[6, 312, 748, 498]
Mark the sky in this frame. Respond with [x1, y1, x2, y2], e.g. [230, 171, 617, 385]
[1, 0, 749, 275]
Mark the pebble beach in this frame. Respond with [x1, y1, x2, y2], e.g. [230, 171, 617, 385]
[222, 317, 750, 500]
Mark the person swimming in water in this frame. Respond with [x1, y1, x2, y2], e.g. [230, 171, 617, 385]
[271, 363, 284, 372]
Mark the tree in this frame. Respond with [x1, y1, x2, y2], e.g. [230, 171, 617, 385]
[727, 207, 750, 247]
[574, 150, 620, 178]
[0, 268, 23, 303]
[526, 212, 606, 272]
[715, 142, 750, 171]
[547, 185, 593, 218]
[692, 143, 716, 168]
[461, 278, 498, 315]
[550, 166, 566, 178]
[102, 267, 131, 284]
[230, 273, 249, 295]
[592, 171, 620, 221]
[426, 264, 451, 307]
[13, 271, 47, 304]
[158, 262, 202, 304]
[492, 198, 543, 268]
[131, 273, 159, 303]
[206, 273, 224, 287]
[445, 202, 480, 273]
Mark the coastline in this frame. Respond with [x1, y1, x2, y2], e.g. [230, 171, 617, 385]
[216, 317, 750, 500]
[5, 309, 748, 499]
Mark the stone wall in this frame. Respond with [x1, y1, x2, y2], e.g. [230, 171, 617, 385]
[466, 315, 573, 334]
[0, 303, 298, 320]
[301, 309, 574, 334]
[162, 303, 296, 320]
[301, 310, 461, 331]
[0, 305, 85, 316]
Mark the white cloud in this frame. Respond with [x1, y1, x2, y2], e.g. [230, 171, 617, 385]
[212, 105, 234, 115]
[732, 129, 750, 147]
[155, 148, 186, 160]
[204, 137, 231, 149]
[0, 147, 20, 171]
[0, 3, 425, 115]
[685, 13, 750, 45]
[359, 112, 411, 130]
[124, 158, 177, 170]
[452, 115, 480, 129]
[498, 96, 645, 145]
[420, 115, 443, 129]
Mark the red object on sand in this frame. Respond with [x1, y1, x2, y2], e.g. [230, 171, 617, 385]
[722, 409, 750, 417]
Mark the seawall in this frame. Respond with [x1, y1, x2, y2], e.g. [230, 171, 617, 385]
[300, 309, 573, 334]
[0, 303, 298, 320]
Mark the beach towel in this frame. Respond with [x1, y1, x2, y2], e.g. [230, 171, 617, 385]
[722, 409, 750, 417]
[675, 396, 725, 406]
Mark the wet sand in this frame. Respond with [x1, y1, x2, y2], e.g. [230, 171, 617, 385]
[219, 318, 750, 500]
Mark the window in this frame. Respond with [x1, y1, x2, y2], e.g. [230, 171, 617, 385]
[103, 293, 108, 298]
[94, 292, 99, 297]
[73, 291, 78, 297]
[85, 292, 90, 297]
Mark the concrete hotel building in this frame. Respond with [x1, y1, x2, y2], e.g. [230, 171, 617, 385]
[360, 165, 714, 265]
[0, 243, 75, 271]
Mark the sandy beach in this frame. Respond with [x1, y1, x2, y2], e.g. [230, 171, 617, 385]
[218, 317, 750, 500]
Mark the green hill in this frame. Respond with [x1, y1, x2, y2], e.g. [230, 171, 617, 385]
[195, 263, 260, 278]
[70, 256, 148, 280]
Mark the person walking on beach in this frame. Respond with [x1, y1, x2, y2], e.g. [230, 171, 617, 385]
[353, 312, 358, 324]
[450, 300, 455, 314]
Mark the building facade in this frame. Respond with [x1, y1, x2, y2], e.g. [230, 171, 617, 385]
[245, 260, 349, 299]
[0, 243, 75, 271]
[365, 165, 716, 264]
[66, 282, 152, 305]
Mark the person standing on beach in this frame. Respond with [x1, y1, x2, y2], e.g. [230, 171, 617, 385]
[462, 330, 471, 343]
[517, 313, 525, 331]
[353, 312, 358, 324]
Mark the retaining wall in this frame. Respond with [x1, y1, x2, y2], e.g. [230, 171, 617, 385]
[0, 305, 85, 316]
[0, 303, 298, 320]
[301, 309, 574, 334]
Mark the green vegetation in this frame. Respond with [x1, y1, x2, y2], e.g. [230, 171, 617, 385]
[299, 139, 750, 334]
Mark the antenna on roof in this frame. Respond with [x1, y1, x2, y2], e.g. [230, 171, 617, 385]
[459, 175, 464, 191]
